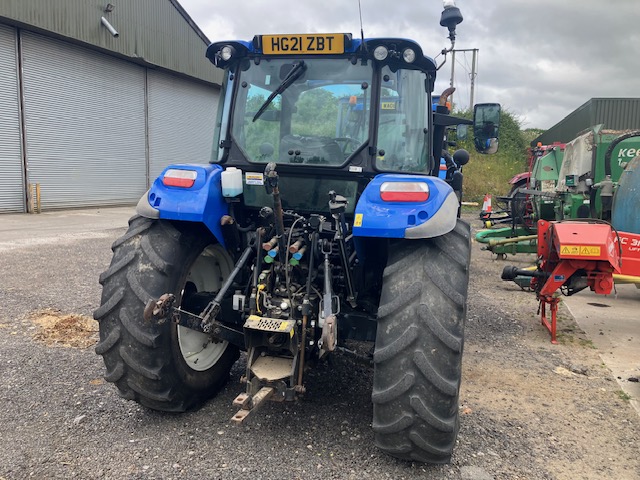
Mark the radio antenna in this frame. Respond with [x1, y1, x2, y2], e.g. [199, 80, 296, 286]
[358, 0, 367, 51]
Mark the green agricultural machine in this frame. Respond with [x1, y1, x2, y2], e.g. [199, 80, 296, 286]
[477, 126, 640, 257]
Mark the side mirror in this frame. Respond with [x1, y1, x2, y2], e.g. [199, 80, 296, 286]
[473, 103, 500, 154]
[456, 124, 468, 141]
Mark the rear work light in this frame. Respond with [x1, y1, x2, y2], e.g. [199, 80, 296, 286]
[380, 181, 429, 202]
[162, 169, 197, 188]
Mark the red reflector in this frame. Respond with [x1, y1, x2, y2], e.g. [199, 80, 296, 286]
[163, 177, 195, 187]
[380, 191, 429, 202]
[380, 181, 429, 202]
[162, 169, 197, 188]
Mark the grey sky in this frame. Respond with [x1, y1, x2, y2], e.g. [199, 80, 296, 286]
[178, 0, 640, 130]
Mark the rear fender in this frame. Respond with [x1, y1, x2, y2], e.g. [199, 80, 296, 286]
[136, 164, 228, 247]
[353, 174, 457, 239]
[509, 172, 530, 186]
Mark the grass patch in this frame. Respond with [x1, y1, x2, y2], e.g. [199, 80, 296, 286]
[555, 333, 572, 345]
[463, 154, 525, 202]
[579, 338, 597, 349]
[616, 390, 632, 402]
[555, 332, 597, 349]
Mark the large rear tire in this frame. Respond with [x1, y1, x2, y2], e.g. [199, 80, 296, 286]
[372, 219, 470, 463]
[94, 216, 239, 412]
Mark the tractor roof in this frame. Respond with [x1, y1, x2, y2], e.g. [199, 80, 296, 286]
[206, 34, 437, 75]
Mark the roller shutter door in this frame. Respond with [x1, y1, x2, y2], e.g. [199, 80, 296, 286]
[0, 25, 24, 213]
[21, 32, 146, 209]
[147, 70, 219, 181]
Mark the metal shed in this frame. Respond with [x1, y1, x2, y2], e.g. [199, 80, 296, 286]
[533, 98, 640, 147]
[0, 0, 221, 212]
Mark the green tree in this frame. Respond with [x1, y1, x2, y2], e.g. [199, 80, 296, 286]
[523, 128, 545, 145]
[292, 88, 338, 137]
[244, 93, 281, 160]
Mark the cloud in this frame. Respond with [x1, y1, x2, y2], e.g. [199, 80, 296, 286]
[177, 0, 640, 129]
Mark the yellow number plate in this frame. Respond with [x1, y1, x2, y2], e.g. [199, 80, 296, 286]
[262, 34, 344, 55]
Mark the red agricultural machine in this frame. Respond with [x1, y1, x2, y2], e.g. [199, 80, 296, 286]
[501, 148, 640, 343]
[501, 220, 638, 343]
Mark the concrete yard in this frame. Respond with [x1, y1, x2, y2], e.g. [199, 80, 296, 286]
[564, 284, 640, 413]
[1, 207, 639, 479]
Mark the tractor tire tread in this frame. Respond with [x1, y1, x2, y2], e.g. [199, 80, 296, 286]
[372, 219, 470, 464]
[372, 324, 419, 363]
[93, 287, 124, 321]
[94, 324, 120, 355]
[94, 218, 238, 412]
[110, 216, 152, 250]
[376, 281, 421, 319]
[120, 308, 160, 348]
[103, 361, 125, 383]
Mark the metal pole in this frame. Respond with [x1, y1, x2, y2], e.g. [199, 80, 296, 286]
[470, 48, 478, 108]
[449, 49, 456, 107]
[449, 48, 479, 110]
[17, 29, 31, 214]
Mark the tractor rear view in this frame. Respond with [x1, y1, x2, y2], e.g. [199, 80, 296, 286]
[94, 1, 499, 464]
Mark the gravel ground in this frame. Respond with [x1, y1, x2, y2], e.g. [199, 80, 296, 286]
[0, 213, 639, 479]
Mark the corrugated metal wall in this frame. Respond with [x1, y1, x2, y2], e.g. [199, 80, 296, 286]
[593, 99, 640, 131]
[147, 69, 218, 180]
[21, 31, 147, 209]
[0, 0, 222, 86]
[533, 98, 640, 146]
[0, 1, 222, 213]
[0, 24, 24, 213]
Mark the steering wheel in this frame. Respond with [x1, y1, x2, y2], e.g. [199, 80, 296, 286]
[334, 137, 360, 154]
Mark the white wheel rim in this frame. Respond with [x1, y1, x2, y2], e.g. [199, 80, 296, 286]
[177, 244, 234, 371]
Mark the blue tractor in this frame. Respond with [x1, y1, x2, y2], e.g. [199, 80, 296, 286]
[95, 2, 500, 463]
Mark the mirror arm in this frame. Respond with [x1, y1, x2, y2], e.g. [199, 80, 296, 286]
[433, 113, 472, 127]
[435, 40, 455, 71]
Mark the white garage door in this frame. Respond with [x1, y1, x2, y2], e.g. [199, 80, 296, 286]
[147, 69, 219, 181]
[20, 32, 147, 209]
[0, 25, 24, 213]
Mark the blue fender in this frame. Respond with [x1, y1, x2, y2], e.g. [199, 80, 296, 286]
[352, 174, 458, 239]
[136, 164, 228, 247]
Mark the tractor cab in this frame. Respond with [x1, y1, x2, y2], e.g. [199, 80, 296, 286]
[205, 32, 499, 218]
[209, 34, 438, 176]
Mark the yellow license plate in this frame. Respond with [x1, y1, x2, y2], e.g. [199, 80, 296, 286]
[262, 34, 344, 55]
